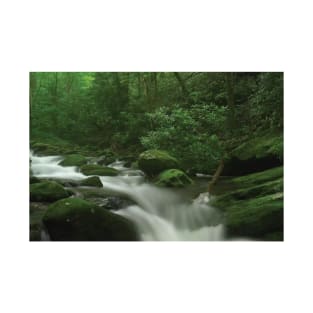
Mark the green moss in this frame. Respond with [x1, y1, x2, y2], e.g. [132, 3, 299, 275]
[30, 176, 41, 184]
[155, 169, 193, 187]
[30, 181, 70, 202]
[262, 231, 284, 241]
[80, 164, 119, 176]
[231, 166, 283, 187]
[138, 150, 180, 176]
[30, 203, 49, 241]
[80, 176, 103, 187]
[225, 193, 283, 238]
[212, 178, 283, 207]
[210, 166, 284, 239]
[60, 154, 87, 167]
[43, 198, 139, 241]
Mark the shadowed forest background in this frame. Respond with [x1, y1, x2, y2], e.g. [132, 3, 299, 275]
[30, 72, 283, 241]
[30, 72, 283, 173]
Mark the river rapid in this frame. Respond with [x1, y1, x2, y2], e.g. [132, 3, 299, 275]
[30, 151, 225, 241]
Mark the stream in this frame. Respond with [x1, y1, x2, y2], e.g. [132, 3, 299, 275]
[30, 151, 225, 241]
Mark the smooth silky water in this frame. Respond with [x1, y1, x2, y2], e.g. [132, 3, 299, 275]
[30, 151, 225, 241]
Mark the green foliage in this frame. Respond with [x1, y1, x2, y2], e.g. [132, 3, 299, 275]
[140, 105, 226, 173]
[30, 72, 283, 174]
[248, 72, 283, 130]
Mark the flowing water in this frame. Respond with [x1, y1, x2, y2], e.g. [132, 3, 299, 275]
[30, 151, 225, 241]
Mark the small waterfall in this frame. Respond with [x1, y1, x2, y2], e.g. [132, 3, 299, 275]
[30, 151, 225, 241]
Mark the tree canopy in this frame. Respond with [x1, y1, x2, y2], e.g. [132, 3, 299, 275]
[30, 72, 283, 173]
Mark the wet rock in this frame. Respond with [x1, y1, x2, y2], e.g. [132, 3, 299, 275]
[138, 150, 180, 176]
[43, 198, 139, 241]
[79, 176, 103, 187]
[60, 154, 87, 167]
[223, 132, 283, 175]
[30, 181, 70, 202]
[80, 164, 119, 176]
[155, 169, 193, 187]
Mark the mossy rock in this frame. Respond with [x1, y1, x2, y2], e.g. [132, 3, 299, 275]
[42, 198, 139, 241]
[31, 143, 64, 156]
[262, 231, 284, 241]
[30, 176, 41, 184]
[30, 202, 49, 241]
[212, 177, 283, 207]
[80, 164, 119, 176]
[211, 166, 283, 196]
[225, 193, 283, 239]
[30, 181, 70, 202]
[80, 176, 103, 187]
[60, 154, 87, 167]
[155, 169, 193, 188]
[138, 150, 180, 176]
[223, 132, 283, 175]
[210, 166, 284, 240]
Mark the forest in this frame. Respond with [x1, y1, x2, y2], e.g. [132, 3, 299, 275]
[29, 72, 283, 241]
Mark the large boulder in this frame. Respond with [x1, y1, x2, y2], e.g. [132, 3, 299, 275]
[42, 198, 139, 241]
[60, 154, 87, 167]
[223, 133, 283, 175]
[80, 164, 119, 176]
[138, 150, 179, 176]
[80, 176, 103, 187]
[30, 202, 49, 241]
[30, 181, 70, 202]
[225, 193, 283, 239]
[155, 169, 193, 187]
[211, 167, 284, 240]
[30, 176, 41, 184]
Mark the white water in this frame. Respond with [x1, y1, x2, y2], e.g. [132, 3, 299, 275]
[30, 151, 225, 241]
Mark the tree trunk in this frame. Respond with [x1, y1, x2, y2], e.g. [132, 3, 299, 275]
[208, 160, 224, 193]
[173, 72, 189, 102]
[225, 72, 236, 129]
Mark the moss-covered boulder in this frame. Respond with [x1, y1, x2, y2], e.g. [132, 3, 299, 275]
[80, 176, 103, 187]
[212, 178, 283, 206]
[138, 150, 180, 176]
[155, 169, 193, 187]
[211, 166, 284, 240]
[225, 193, 283, 239]
[60, 154, 87, 167]
[80, 164, 119, 176]
[30, 181, 70, 202]
[30, 176, 41, 184]
[223, 132, 283, 175]
[30, 202, 49, 241]
[42, 198, 139, 241]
